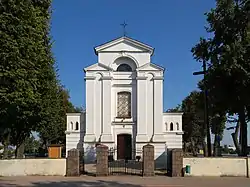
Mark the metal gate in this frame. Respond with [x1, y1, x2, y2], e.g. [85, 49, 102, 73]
[108, 148, 143, 176]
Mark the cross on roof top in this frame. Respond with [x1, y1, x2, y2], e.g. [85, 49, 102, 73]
[120, 21, 128, 36]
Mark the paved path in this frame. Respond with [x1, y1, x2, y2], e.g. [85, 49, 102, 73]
[0, 176, 249, 187]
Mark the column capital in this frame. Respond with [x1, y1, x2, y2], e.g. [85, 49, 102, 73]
[84, 76, 96, 80]
[136, 76, 147, 80]
[152, 76, 164, 80]
[101, 76, 113, 80]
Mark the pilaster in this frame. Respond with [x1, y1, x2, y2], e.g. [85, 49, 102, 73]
[84, 76, 96, 142]
[152, 76, 164, 142]
[136, 76, 148, 142]
[101, 76, 114, 142]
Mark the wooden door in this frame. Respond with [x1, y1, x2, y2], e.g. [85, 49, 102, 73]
[117, 134, 125, 160]
[117, 134, 132, 160]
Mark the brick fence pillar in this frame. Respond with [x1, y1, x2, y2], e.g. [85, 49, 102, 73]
[96, 145, 108, 176]
[77, 141, 85, 175]
[66, 149, 80, 177]
[78, 148, 85, 175]
[171, 149, 183, 177]
[143, 144, 155, 177]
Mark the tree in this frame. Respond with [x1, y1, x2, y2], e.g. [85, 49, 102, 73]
[24, 135, 40, 154]
[170, 90, 226, 156]
[210, 113, 226, 156]
[191, 0, 250, 156]
[0, 0, 54, 158]
[166, 104, 182, 113]
[37, 86, 82, 147]
[198, 80, 227, 156]
[181, 91, 205, 156]
[168, 91, 205, 156]
[226, 114, 249, 155]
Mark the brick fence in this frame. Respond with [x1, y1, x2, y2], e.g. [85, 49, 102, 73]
[66, 149, 80, 176]
[96, 145, 109, 176]
[143, 144, 155, 176]
[66, 145, 183, 177]
[171, 149, 184, 177]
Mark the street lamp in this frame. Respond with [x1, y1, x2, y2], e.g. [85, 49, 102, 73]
[193, 61, 212, 157]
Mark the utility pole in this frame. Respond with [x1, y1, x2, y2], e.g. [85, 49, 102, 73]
[193, 60, 212, 157]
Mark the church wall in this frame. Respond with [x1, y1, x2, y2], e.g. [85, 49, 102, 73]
[84, 77, 96, 142]
[65, 113, 85, 157]
[162, 113, 183, 132]
[79, 37, 184, 163]
[131, 80, 137, 121]
[153, 78, 164, 136]
[164, 133, 182, 149]
[99, 52, 151, 69]
[101, 42, 144, 52]
[136, 77, 148, 141]
[112, 72, 136, 79]
[94, 73, 102, 141]
[112, 79, 133, 85]
[85, 71, 110, 77]
[162, 113, 183, 149]
[146, 73, 154, 139]
[66, 114, 81, 131]
[66, 133, 81, 156]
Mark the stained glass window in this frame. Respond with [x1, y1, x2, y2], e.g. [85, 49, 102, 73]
[117, 92, 131, 118]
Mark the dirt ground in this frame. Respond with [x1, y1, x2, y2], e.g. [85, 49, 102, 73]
[0, 176, 249, 187]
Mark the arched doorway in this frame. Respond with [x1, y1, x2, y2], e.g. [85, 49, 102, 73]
[117, 134, 132, 160]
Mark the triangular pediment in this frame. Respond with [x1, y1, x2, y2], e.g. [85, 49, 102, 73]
[84, 63, 112, 72]
[137, 63, 165, 71]
[94, 37, 154, 56]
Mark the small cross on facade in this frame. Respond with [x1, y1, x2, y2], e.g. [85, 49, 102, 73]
[120, 21, 127, 36]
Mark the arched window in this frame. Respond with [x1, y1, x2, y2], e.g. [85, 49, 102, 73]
[75, 122, 79, 130]
[165, 123, 168, 131]
[117, 92, 131, 118]
[70, 122, 74, 130]
[176, 122, 179, 131]
[117, 64, 132, 72]
[170, 122, 174, 131]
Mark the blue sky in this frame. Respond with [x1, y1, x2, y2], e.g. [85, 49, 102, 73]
[51, 0, 249, 145]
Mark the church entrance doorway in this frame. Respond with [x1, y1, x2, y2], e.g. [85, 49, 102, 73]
[117, 134, 132, 160]
[108, 133, 142, 176]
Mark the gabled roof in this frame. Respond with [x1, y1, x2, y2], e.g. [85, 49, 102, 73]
[84, 63, 112, 72]
[94, 36, 154, 56]
[137, 62, 165, 72]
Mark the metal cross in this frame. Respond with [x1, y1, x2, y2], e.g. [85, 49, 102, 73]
[120, 21, 127, 36]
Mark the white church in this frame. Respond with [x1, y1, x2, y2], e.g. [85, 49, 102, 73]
[65, 36, 183, 161]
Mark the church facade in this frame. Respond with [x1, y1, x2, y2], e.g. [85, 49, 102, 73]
[65, 36, 183, 161]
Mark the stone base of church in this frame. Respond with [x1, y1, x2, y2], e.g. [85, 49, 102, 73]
[83, 134, 96, 142]
[100, 134, 114, 142]
[152, 134, 165, 142]
[136, 134, 149, 142]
